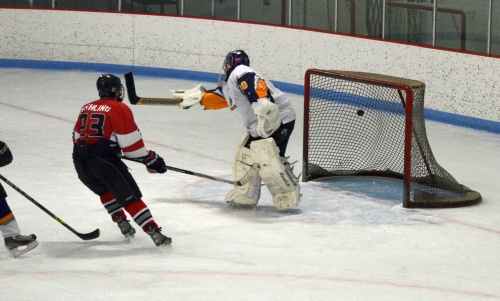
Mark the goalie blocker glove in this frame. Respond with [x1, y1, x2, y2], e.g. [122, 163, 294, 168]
[141, 150, 167, 174]
[253, 97, 282, 138]
[170, 84, 206, 109]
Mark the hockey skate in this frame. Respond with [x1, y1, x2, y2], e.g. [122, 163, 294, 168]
[146, 225, 172, 247]
[112, 213, 136, 238]
[5, 234, 39, 258]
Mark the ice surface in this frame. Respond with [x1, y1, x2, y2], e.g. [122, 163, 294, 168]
[0, 69, 498, 301]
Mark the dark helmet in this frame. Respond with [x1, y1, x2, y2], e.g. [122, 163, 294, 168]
[96, 74, 124, 102]
[222, 50, 250, 81]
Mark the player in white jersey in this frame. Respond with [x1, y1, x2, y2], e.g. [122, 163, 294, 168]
[172, 50, 301, 210]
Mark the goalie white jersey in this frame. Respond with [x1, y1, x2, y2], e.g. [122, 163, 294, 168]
[201, 65, 296, 138]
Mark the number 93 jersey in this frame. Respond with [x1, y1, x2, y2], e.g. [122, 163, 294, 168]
[72, 98, 149, 158]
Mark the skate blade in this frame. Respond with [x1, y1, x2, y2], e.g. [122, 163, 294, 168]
[160, 239, 172, 247]
[9, 240, 39, 258]
[123, 234, 135, 244]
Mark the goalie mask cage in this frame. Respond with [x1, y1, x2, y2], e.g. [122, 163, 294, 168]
[303, 69, 481, 208]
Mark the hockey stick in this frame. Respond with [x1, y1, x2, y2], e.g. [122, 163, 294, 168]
[124, 71, 183, 106]
[121, 156, 259, 187]
[0, 174, 100, 241]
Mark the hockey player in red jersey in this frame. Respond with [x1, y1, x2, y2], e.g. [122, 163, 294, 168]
[72, 74, 171, 246]
[0, 141, 38, 257]
[171, 50, 301, 210]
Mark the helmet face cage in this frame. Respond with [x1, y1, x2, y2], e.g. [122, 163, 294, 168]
[221, 50, 250, 82]
[96, 74, 124, 102]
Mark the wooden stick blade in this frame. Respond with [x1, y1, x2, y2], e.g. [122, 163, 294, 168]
[135, 97, 183, 106]
[124, 71, 182, 106]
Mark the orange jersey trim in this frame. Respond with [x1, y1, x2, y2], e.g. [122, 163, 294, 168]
[256, 79, 269, 98]
[201, 91, 229, 110]
[0, 212, 14, 225]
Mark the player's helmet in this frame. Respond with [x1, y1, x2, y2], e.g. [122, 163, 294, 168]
[222, 50, 250, 82]
[96, 74, 124, 102]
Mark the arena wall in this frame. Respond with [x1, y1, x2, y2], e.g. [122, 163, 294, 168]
[0, 9, 498, 130]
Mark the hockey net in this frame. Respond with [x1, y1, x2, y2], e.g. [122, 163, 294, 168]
[303, 69, 481, 208]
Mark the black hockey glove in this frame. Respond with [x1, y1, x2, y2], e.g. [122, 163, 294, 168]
[141, 150, 167, 174]
[0, 183, 7, 198]
[0, 141, 13, 167]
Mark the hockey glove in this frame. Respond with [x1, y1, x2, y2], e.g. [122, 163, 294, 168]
[170, 84, 206, 109]
[141, 150, 167, 174]
[0, 141, 13, 167]
[253, 98, 282, 138]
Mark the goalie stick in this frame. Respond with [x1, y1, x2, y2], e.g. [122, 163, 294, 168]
[0, 174, 100, 241]
[121, 156, 259, 187]
[124, 71, 183, 106]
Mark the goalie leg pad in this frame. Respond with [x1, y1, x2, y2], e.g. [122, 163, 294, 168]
[225, 134, 261, 207]
[250, 138, 301, 210]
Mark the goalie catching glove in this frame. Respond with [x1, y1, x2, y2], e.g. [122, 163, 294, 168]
[141, 150, 167, 174]
[170, 84, 206, 109]
[253, 97, 282, 138]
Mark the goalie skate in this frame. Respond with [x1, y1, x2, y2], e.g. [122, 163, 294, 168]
[5, 234, 39, 258]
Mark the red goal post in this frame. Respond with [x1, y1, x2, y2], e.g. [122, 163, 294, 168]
[302, 69, 481, 208]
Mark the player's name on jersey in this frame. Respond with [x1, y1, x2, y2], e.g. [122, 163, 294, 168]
[81, 104, 112, 113]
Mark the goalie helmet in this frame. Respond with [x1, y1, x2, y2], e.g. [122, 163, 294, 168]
[96, 74, 124, 102]
[221, 50, 250, 82]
